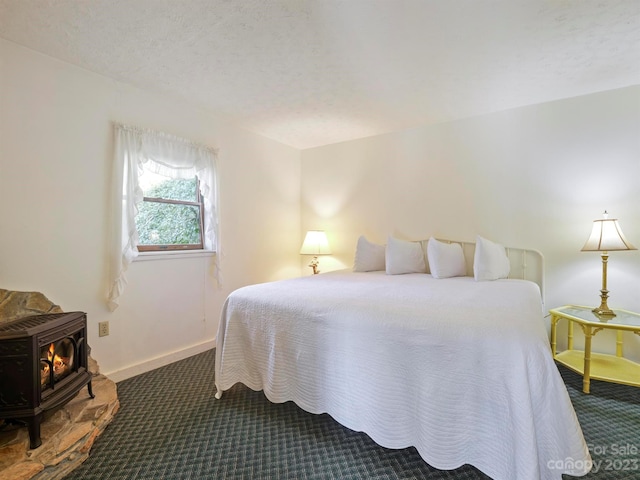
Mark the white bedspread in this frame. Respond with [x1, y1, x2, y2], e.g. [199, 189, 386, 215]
[215, 271, 591, 480]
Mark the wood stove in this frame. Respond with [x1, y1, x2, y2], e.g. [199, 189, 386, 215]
[0, 311, 94, 448]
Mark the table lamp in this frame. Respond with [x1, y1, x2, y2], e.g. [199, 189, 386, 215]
[581, 211, 636, 317]
[300, 230, 331, 274]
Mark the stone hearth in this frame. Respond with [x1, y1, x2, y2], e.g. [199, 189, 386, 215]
[0, 289, 119, 480]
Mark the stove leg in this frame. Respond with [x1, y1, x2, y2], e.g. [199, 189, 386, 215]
[87, 380, 95, 399]
[28, 414, 43, 449]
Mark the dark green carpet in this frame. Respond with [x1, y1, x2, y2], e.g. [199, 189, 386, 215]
[63, 349, 639, 480]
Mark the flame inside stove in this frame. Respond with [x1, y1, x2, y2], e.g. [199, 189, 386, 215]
[41, 342, 72, 386]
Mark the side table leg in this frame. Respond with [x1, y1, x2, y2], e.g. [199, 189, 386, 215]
[568, 320, 574, 350]
[583, 326, 592, 394]
[550, 315, 558, 357]
[616, 330, 623, 358]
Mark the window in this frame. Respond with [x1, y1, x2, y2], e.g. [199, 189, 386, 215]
[136, 171, 205, 251]
[108, 124, 220, 311]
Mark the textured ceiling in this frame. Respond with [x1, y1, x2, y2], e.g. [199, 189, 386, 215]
[1, 0, 639, 149]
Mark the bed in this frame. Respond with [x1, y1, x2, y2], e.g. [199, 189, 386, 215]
[214, 238, 592, 480]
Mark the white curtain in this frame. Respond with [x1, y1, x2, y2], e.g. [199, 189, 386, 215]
[108, 124, 220, 311]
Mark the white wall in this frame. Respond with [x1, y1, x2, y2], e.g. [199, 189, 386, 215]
[0, 39, 301, 380]
[301, 85, 640, 361]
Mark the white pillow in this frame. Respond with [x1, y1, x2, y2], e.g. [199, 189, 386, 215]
[353, 235, 386, 272]
[427, 238, 466, 279]
[385, 236, 426, 275]
[473, 235, 510, 281]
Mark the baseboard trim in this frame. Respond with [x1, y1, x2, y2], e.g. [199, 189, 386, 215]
[104, 339, 216, 383]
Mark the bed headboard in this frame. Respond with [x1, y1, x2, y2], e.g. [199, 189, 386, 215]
[420, 239, 545, 302]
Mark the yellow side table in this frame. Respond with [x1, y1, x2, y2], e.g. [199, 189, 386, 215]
[550, 305, 640, 393]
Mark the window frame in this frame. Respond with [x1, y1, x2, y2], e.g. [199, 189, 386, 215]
[136, 177, 206, 252]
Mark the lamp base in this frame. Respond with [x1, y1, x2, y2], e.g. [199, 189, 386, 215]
[309, 256, 320, 275]
[592, 307, 616, 317]
[593, 289, 616, 317]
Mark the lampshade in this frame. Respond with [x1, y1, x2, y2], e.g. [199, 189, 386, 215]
[300, 230, 331, 255]
[581, 212, 636, 252]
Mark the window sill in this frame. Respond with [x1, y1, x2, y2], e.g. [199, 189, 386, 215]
[133, 250, 216, 262]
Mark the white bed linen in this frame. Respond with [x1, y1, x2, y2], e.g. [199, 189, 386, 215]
[215, 270, 591, 480]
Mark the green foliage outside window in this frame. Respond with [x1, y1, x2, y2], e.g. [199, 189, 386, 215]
[136, 178, 202, 246]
